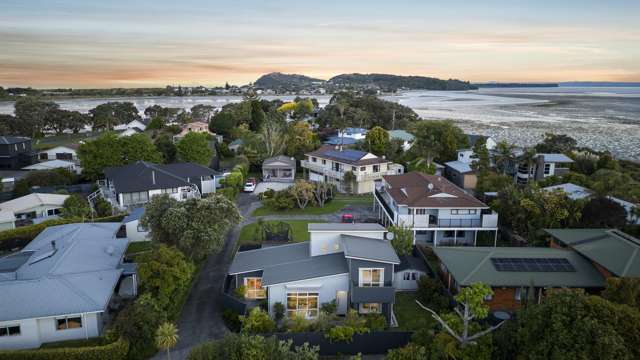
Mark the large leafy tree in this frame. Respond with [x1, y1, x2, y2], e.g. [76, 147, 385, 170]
[364, 126, 390, 156]
[61, 194, 91, 219]
[155, 133, 178, 163]
[579, 197, 628, 228]
[14, 97, 59, 137]
[249, 100, 266, 131]
[389, 225, 413, 256]
[602, 277, 640, 311]
[190, 104, 215, 122]
[410, 120, 467, 164]
[141, 194, 242, 261]
[45, 109, 88, 135]
[209, 111, 237, 137]
[493, 140, 516, 175]
[535, 133, 577, 153]
[120, 133, 163, 164]
[285, 121, 320, 159]
[176, 132, 213, 165]
[89, 102, 140, 129]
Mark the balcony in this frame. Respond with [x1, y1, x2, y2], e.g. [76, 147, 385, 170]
[301, 160, 402, 182]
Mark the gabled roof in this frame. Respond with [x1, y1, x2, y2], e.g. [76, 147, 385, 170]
[341, 235, 400, 264]
[305, 145, 387, 166]
[382, 172, 488, 208]
[538, 153, 574, 163]
[23, 160, 76, 171]
[324, 137, 358, 145]
[0, 136, 30, 145]
[123, 207, 145, 223]
[262, 252, 348, 286]
[39, 145, 78, 153]
[545, 229, 640, 277]
[0, 193, 69, 213]
[445, 160, 474, 174]
[542, 183, 592, 200]
[433, 246, 605, 288]
[228, 242, 309, 275]
[388, 130, 415, 142]
[104, 161, 219, 193]
[0, 223, 128, 322]
[263, 155, 296, 168]
[397, 254, 429, 273]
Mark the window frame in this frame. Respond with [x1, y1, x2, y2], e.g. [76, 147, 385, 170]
[0, 324, 21, 337]
[359, 268, 385, 287]
[55, 316, 83, 331]
[359, 303, 382, 314]
[243, 277, 266, 299]
[286, 292, 319, 318]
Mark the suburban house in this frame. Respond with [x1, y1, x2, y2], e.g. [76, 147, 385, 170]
[395, 251, 429, 291]
[546, 228, 640, 278]
[227, 224, 406, 324]
[38, 145, 78, 163]
[262, 155, 296, 182]
[301, 145, 404, 194]
[228, 139, 244, 154]
[121, 207, 149, 242]
[543, 183, 639, 224]
[388, 130, 415, 151]
[0, 136, 36, 170]
[0, 223, 136, 350]
[337, 127, 367, 141]
[467, 134, 497, 151]
[92, 161, 221, 210]
[514, 153, 573, 184]
[373, 172, 499, 246]
[433, 246, 605, 312]
[0, 193, 69, 230]
[324, 136, 358, 146]
[173, 121, 222, 143]
[117, 127, 144, 138]
[23, 159, 81, 174]
[444, 149, 478, 191]
[113, 119, 148, 132]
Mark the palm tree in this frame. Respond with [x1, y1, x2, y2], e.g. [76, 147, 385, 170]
[156, 322, 179, 360]
[494, 140, 516, 175]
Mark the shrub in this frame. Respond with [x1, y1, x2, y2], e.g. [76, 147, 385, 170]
[386, 343, 428, 360]
[286, 313, 311, 333]
[364, 314, 387, 331]
[263, 190, 295, 210]
[273, 302, 285, 322]
[222, 309, 242, 332]
[187, 333, 319, 360]
[416, 276, 450, 312]
[0, 337, 128, 360]
[320, 300, 337, 315]
[240, 307, 276, 334]
[234, 285, 247, 299]
[325, 325, 357, 343]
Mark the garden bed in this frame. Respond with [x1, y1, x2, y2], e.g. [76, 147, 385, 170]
[237, 220, 326, 248]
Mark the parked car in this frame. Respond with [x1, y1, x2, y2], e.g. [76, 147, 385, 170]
[243, 182, 256, 192]
[247, 177, 257, 185]
[341, 214, 354, 223]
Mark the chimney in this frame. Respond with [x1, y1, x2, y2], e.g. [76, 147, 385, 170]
[151, 171, 156, 185]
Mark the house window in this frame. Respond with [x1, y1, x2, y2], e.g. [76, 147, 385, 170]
[244, 277, 266, 299]
[403, 272, 417, 281]
[137, 223, 148, 232]
[0, 325, 20, 337]
[56, 316, 82, 330]
[359, 268, 384, 287]
[444, 231, 455, 238]
[544, 163, 551, 175]
[39, 153, 48, 160]
[408, 209, 413, 215]
[310, 157, 316, 162]
[458, 231, 466, 237]
[416, 209, 426, 215]
[47, 208, 61, 216]
[122, 191, 149, 205]
[359, 303, 381, 314]
[373, 165, 380, 173]
[360, 166, 366, 171]
[287, 292, 319, 318]
[322, 159, 326, 165]
[515, 288, 522, 301]
[352, 166, 356, 171]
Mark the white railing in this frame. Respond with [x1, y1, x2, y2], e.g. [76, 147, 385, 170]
[301, 160, 401, 182]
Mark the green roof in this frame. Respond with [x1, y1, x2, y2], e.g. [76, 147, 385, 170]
[545, 228, 640, 277]
[433, 246, 605, 288]
[388, 130, 415, 142]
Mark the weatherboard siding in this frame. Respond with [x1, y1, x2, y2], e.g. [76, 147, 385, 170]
[486, 288, 521, 311]
[0, 313, 100, 350]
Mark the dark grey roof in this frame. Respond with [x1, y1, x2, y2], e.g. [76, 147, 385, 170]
[104, 161, 219, 193]
[228, 242, 309, 275]
[308, 223, 386, 232]
[263, 155, 296, 168]
[262, 252, 348, 286]
[341, 235, 400, 264]
[351, 286, 395, 303]
[397, 254, 429, 273]
[0, 251, 35, 272]
[123, 207, 145, 223]
[0, 136, 30, 145]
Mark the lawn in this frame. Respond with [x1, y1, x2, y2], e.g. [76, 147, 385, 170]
[237, 220, 326, 247]
[125, 241, 153, 255]
[251, 194, 373, 216]
[394, 292, 435, 331]
[32, 131, 102, 150]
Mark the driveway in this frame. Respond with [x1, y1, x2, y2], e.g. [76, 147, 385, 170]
[155, 193, 257, 360]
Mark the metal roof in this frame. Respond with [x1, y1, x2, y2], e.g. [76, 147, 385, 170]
[545, 228, 640, 277]
[122, 207, 145, 223]
[341, 235, 400, 264]
[324, 136, 358, 145]
[542, 183, 592, 200]
[305, 145, 388, 166]
[262, 252, 348, 286]
[0, 223, 128, 322]
[445, 160, 474, 174]
[0, 193, 69, 213]
[0, 136, 30, 145]
[308, 223, 386, 232]
[263, 155, 296, 168]
[104, 161, 219, 193]
[388, 130, 415, 142]
[228, 242, 309, 275]
[433, 246, 605, 288]
[397, 254, 429, 273]
[538, 153, 574, 163]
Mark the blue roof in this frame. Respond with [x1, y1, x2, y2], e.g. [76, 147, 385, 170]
[323, 149, 367, 162]
[123, 207, 145, 223]
[343, 127, 366, 135]
[324, 136, 358, 145]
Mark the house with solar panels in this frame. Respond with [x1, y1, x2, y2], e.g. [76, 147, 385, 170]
[301, 145, 404, 194]
[0, 223, 136, 350]
[433, 246, 605, 312]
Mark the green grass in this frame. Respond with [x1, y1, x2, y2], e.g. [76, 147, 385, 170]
[394, 292, 435, 331]
[33, 132, 102, 150]
[125, 241, 153, 255]
[237, 220, 326, 247]
[40, 337, 107, 349]
[251, 194, 373, 216]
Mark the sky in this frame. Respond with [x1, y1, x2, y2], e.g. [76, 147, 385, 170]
[1, 0, 639, 88]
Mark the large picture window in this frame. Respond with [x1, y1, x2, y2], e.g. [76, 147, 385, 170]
[359, 268, 384, 287]
[244, 277, 266, 299]
[0, 324, 20, 337]
[56, 316, 82, 330]
[122, 191, 149, 206]
[286, 292, 319, 318]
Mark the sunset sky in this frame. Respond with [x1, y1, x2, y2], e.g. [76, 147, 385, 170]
[1, 0, 639, 88]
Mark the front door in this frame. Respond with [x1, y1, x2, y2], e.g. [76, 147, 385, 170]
[336, 291, 348, 315]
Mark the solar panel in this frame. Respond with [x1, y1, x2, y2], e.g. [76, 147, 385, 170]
[324, 149, 366, 162]
[491, 257, 575, 272]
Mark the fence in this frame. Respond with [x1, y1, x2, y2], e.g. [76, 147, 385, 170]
[272, 331, 413, 356]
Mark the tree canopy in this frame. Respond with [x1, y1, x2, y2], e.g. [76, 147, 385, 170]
[176, 132, 213, 165]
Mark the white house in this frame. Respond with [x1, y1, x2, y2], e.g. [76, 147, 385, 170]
[0, 223, 136, 350]
[0, 193, 69, 229]
[467, 134, 497, 151]
[515, 153, 573, 184]
[117, 128, 144, 138]
[23, 159, 81, 174]
[121, 207, 149, 242]
[227, 224, 404, 324]
[395, 253, 429, 291]
[388, 130, 415, 151]
[336, 128, 367, 141]
[113, 119, 148, 132]
[301, 145, 404, 194]
[38, 146, 78, 162]
[374, 172, 499, 246]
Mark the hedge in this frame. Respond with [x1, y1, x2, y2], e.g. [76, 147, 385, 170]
[0, 337, 128, 360]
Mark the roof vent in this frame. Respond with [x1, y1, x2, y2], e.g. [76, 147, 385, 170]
[151, 171, 156, 185]
[400, 188, 408, 197]
[51, 240, 56, 250]
[427, 183, 434, 191]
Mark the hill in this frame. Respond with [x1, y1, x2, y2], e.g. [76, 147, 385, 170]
[328, 73, 477, 91]
[254, 72, 324, 89]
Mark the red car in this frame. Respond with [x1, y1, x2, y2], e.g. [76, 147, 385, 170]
[341, 214, 354, 223]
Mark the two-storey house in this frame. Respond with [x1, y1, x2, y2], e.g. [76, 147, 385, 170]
[0, 136, 36, 170]
[301, 145, 404, 194]
[515, 153, 573, 184]
[373, 172, 499, 246]
[226, 224, 402, 324]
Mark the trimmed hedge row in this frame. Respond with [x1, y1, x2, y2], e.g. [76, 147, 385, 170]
[0, 337, 128, 360]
